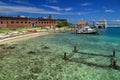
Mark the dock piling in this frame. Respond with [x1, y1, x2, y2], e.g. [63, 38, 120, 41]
[63, 52, 67, 60]
[112, 57, 117, 69]
[113, 49, 116, 57]
[73, 45, 78, 52]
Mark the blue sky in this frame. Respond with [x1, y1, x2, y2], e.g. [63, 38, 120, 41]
[0, 0, 120, 24]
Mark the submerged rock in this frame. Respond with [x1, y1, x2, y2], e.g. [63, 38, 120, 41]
[28, 51, 36, 54]
[0, 44, 5, 47]
[2, 46, 15, 49]
[42, 46, 50, 49]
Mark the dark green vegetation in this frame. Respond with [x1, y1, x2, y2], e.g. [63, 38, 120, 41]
[56, 20, 74, 28]
[0, 28, 12, 33]
[0, 27, 42, 33]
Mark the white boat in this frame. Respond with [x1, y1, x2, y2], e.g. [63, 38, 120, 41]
[96, 19, 107, 28]
[76, 26, 97, 34]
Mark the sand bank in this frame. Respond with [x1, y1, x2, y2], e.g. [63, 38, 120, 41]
[0, 32, 51, 44]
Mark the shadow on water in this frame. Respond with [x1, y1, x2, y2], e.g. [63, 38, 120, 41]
[77, 51, 112, 58]
[67, 58, 120, 71]
[63, 51, 120, 71]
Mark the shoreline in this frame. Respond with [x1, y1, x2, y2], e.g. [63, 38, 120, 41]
[0, 31, 51, 44]
[0, 28, 74, 44]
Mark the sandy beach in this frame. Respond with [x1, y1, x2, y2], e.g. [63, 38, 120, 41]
[0, 32, 50, 44]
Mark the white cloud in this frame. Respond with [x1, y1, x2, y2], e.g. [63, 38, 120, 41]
[43, 5, 62, 11]
[46, 0, 58, 3]
[0, 5, 88, 15]
[43, 5, 73, 11]
[105, 9, 114, 13]
[0, 5, 60, 14]
[65, 8, 73, 11]
[0, 2, 87, 15]
[77, 12, 88, 15]
[81, 3, 92, 6]
[8, 0, 34, 6]
[12, 0, 30, 5]
[111, 19, 120, 22]
[110, 19, 120, 24]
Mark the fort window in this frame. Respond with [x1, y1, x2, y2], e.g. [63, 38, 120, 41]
[36, 22, 37, 24]
[1, 21, 3, 24]
[25, 21, 27, 24]
[11, 21, 14, 24]
[21, 21, 23, 23]
[16, 21, 19, 23]
[39, 22, 40, 23]
[29, 22, 31, 23]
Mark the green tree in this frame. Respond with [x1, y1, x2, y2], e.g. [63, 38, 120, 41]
[56, 21, 64, 28]
[67, 23, 74, 28]
[56, 21, 73, 28]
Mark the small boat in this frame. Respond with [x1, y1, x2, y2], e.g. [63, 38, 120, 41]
[76, 20, 98, 34]
[76, 26, 97, 34]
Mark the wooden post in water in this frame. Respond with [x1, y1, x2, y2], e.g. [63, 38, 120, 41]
[73, 45, 78, 52]
[113, 49, 116, 57]
[112, 57, 117, 69]
[63, 52, 67, 60]
[111, 49, 117, 69]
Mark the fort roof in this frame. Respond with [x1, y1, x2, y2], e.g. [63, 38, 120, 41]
[0, 16, 56, 21]
[77, 20, 87, 25]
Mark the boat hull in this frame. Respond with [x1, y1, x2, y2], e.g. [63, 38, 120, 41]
[76, 29, 98, 34]
[75, 26, 98, 34]
[76, 31, 97, 34]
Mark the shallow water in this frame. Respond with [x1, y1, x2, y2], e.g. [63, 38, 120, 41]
[0, 27, 120, 80]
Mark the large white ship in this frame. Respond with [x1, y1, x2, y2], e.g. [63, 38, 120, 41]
[96, 19, 107, 28]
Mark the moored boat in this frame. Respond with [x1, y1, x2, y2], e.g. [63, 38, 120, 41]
[76, 20, 98, 34]
[76, 26, 97, 34]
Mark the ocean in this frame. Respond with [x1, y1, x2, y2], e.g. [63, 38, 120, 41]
[0, 27, 120, 80]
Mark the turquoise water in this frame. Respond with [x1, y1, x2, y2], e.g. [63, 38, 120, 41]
[0, 27, 120, 80]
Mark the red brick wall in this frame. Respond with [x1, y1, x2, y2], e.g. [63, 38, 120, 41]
[0, 24, 7, 28]
[0, 16, 57, 28]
